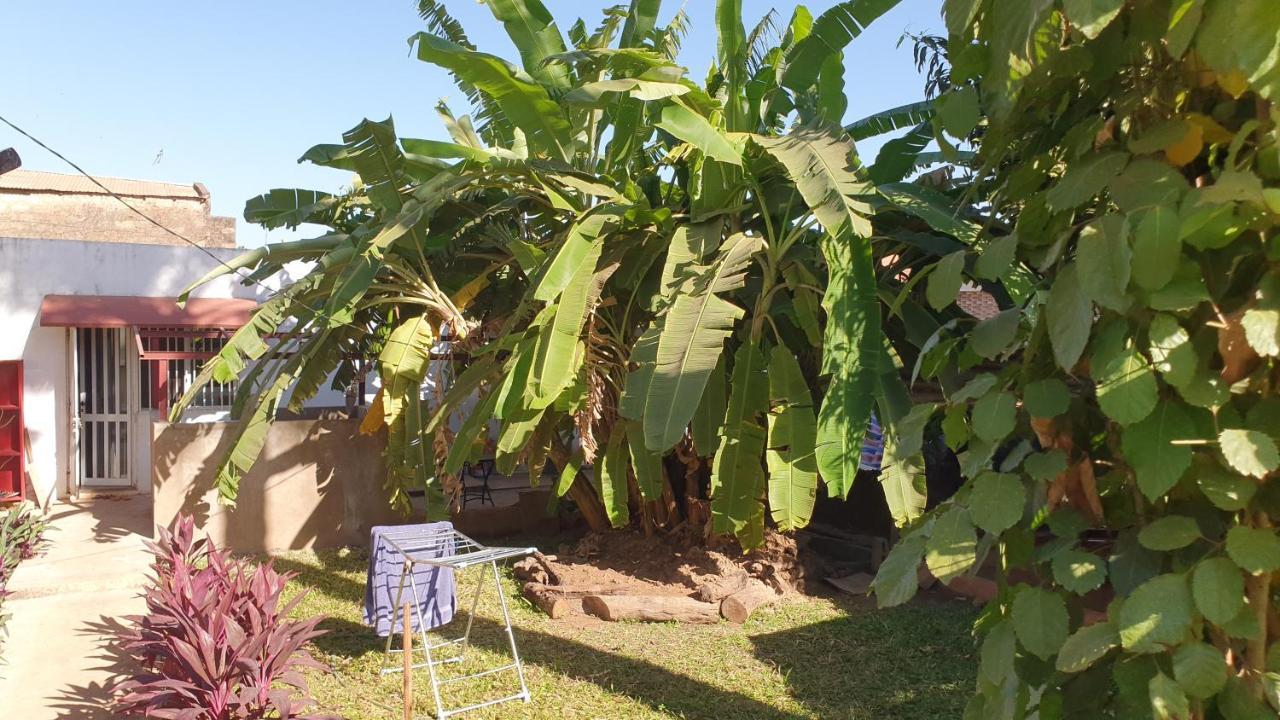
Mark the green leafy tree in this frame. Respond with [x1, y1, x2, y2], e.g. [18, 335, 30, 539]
[869, 1, 1280, 716]
[178, 0, 976, 542]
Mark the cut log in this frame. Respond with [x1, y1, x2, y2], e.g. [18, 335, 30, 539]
[720, 583, 779, 624]
[523, 585, 575, 619]
[582, 594, 721, 624]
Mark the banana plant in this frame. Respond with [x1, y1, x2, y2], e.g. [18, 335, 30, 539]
[179, 0, 984, 547]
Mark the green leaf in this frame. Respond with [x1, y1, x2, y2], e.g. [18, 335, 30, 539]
[709, 342, 769, 547]
[1110, 531, 1164, 596]
[753, 124, 874, 238]
[481, 0, 570, 88]
[927, 250, 967, 311]
[1112, 158, 1189, 212]
[1138, 516, 1201, 551]
[1047, 264, 1092, 371]
[690, 353, 728, 458]
[598, 429, 631, 528]
[1052, 550, 1108, 594]
[1149, 671, 1191, 720]
[1122, 400, 1196, 500]
[1024, 378, 1070, 418]
[657, 100, 743, 165]
[766, 346, 819, 532]
[626, 420, 664, 502]
[533, 207, 619, 302]
[1166, 0, 1205, 58]
[1192, 557, 1245, 625]
[1219, 428, 1280, 478]
[1131, 207, 1181, 290]
[1077, 214, 1132, 311]
[1056, 621, 1118, 673]
[411, 33, 573, 161]
[1011, 587, 1070, 660]
[1172, 642, 1228, 699]
[926, 505, 978, 584]
[845, 100, 935, 140]
[1149, 260, 1210, 311]
[1148, 314, 1197, 388]
[1218, 675, 1274, 720]
[1242, 308, 1280, 357]
[644, 233, 761, 451]
[1063, 0, 1124, 38]
[1196, 456, 1257, 511]
[815, 231, 880, 499]
[1025, 450, 1069, 481]
[1119, 574, 1193, 654]
[972, 391, 1017, 443]
[779, 0, 902, 90]
[975, 234, 1018, 280]
[969, 472, 1025, 534]
[1092, 321, 1157, 426]
[1045, 151, 1129, 211]
[936, 86, 980, 138]
[970, 309, 1020, 359]
[872, 532, 926, 608]
[980, 620, 1017, 686]
[1226, 526, 1280, 574]
[952, 373, 998, 403]
[243, 188, 338, 230]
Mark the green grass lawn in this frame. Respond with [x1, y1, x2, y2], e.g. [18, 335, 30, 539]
[273, 547, 978, 720]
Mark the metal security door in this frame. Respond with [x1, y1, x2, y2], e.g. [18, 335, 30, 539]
[75, 328, 134, 488]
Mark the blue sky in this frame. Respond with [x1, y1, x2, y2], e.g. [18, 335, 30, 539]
[1, 0, 940, 247]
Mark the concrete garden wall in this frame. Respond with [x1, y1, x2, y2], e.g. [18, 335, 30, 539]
[152, 418, 406, 552]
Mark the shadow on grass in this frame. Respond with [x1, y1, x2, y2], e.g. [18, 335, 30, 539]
[270, 555, 809, 719]
[272, 554, 978, 720]
[751, 598, 978, 719]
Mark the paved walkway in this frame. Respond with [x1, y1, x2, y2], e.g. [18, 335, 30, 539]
[0, 495, 153, 718]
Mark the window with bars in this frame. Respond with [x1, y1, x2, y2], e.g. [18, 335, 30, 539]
[138, 328, 237, 411]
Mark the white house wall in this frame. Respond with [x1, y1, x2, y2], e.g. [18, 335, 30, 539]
[0, 236, 347, 503]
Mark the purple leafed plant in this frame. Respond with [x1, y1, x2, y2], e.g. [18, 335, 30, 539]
[112, 515, 341, 719]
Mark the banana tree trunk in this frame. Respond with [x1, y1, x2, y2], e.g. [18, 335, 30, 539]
[549, 436, 610, 533]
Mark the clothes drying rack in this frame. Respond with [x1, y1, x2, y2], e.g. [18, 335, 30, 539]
[377, 525, 535, 719]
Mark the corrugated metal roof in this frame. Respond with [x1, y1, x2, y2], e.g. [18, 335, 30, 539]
[0, 169, 205, 200]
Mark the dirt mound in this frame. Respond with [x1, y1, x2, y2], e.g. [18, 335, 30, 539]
[513, 528, 821, 623]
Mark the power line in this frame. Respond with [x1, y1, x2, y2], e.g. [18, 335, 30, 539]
[0, 113, 273, 295]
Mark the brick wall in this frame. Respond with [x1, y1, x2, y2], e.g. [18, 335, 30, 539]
[0, 192, 235, 247]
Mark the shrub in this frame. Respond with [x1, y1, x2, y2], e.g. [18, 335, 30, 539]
[113, 515, 338, 719]
[0, 504, 48, 657]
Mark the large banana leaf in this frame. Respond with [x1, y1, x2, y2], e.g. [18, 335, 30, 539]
[344, 117, 408, 212]
[657, 222, 721, 305]
[766, 346, 819, 531]
[643, 233, 763, 451]
[177, 235, 346, 303]
[529, 237, 600, 407]
[378, 313, 436, 433]
[243, 189, 339, 230]
[481, 0, 570, 89]
[869, 122, 933, 185]
[690, 353, 727, 458]
[533, 208, 619, 301]
[878, 182, 981, 245]
[411, 33, 573, 162]
[656, 101, 743, 166]
[620, 0, 661, 48]
[710, 341, 768, 546]
[753, 124, 875, 238]
[598, 430, 631, 528]
[845, 100, 934, 140]
[495, 406, 546, 475]
[815, 230, 880, 499]
[780, 0, 902, 91]
[618, 323, 660, 421]
[444, 389, 500, 475]
[625, 420, 664, 501]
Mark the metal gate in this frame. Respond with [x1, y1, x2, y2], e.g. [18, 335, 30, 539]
[75, 327, 133, 488]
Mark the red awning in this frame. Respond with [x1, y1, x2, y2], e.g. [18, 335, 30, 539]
[39, 295, 255, 329]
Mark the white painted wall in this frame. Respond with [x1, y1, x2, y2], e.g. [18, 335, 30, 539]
[0, 235, 347, 503]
